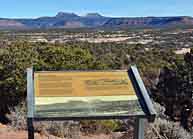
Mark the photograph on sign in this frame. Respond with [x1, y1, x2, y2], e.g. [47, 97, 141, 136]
[34, 71, 145, 118]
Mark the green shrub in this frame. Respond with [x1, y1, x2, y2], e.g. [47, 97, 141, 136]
[80, 120, 122, 135]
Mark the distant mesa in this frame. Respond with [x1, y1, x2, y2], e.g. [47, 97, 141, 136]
[0, 19, 25, 29]
[0, 12, 193, 29]
[55, 12, 79, 18]
[85, 13, 104, 18]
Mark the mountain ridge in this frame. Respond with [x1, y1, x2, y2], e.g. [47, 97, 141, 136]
[0, 12, 193, 29]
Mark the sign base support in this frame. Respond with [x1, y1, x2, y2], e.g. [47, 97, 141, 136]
[27, 118, 34, 139]
[134, 118, 144, 139]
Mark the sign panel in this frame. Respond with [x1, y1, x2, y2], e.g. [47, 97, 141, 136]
[34, 71, 145, 118]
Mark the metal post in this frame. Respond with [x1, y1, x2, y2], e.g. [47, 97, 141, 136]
[134, 118, 144, 139]
[27, 118, 34, 139]
[27, 68, 34, 139]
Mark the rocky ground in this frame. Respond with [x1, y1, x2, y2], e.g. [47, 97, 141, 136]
[0, 123, 123, 139]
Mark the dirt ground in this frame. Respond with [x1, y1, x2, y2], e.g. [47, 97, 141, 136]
[0, 123, 123, 139]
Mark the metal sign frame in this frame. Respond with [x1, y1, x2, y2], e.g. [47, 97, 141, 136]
[27, 66, 156, 139]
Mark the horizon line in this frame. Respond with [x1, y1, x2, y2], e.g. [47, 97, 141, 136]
[0, 11, 193, 19]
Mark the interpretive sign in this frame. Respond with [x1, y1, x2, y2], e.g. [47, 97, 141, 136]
[34, 71, 144, 118]
[27, 66, 156, 139]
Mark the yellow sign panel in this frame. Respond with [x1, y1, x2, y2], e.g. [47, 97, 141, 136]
[34, 71, 144, 118]
[34, 71, 136, 97]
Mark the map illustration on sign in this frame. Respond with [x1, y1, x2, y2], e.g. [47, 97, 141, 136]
[34, 71, 145, 118]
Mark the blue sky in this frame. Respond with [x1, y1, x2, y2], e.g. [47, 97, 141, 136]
[1, 0, 193, 18]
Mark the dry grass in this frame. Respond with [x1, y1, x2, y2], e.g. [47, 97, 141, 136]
[6, 102, 27, 131]
[145, 118, 192, 139]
